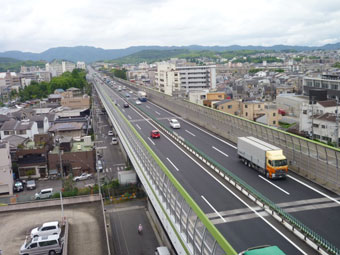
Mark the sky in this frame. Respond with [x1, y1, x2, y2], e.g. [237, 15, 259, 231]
[1, 0, 340, 52]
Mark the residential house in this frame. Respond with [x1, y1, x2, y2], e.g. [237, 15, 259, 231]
[48, 94, 62, 103]
[48, 136, 95, 176]
[214, 99, 241, 115]
[0, 141, 13, 195]
[241, 100, 266, 120]
[16, 134, 51, 179]
[1, 135, 28, 161]
[203, 92, 229, 107]
[0, 119, 39, 140]
[48, 122, 85, 138]
[29, 115, 50, 134]
[256, 104, 282, 127]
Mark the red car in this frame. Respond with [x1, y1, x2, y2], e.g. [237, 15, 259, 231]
[150, 130, 160, 139]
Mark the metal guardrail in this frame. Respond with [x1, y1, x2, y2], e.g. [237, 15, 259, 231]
[95, 83, 237, 255]
[134, 100, 340, 255]
[62, 220, 69, 255]
[115, 78, 340, 194]
[100, 193, 111, 255]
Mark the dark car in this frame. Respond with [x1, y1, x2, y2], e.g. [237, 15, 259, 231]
[123, 102, 129, 108]
[13, 180, 24, 192]
[151, 130, 160, 139]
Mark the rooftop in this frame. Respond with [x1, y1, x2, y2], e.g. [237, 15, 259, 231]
[317, 100, 337, 108]
[48, 122, 84, 132]
[50, 140, 93, 154]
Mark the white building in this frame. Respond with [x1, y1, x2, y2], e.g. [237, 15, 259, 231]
[76, 61, 86, 69]
[0, 141, 13, 195]
[46, 61, 76, 77]
[299, 100, 338, 139]
[0, 119, 39, 140]
[155, 62, 216, 96]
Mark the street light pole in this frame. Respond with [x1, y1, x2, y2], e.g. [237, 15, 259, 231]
[60, 191, 64, 224]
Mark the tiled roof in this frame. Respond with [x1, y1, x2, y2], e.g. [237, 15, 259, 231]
[317, 100, 337, 108]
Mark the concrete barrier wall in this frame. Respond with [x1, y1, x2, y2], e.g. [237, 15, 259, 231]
[117, 78, 340, 194]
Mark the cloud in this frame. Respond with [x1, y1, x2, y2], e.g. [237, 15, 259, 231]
[0, 0, 340, 52]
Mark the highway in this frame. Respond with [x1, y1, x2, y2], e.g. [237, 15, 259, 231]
[90, 72, 319, 254]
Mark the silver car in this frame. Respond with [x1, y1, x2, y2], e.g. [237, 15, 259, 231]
[35, 188, 53, 200]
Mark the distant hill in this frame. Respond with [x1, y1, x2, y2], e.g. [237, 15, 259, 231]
[0, 57, 46, 72]
[0, 43, 340, 63]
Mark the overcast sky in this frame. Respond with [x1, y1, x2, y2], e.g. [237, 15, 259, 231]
[1, 0, 340, 52]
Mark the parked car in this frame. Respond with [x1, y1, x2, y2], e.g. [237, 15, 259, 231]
[73, 173, 92, 182]
[151, 130, 160, 139]
[123, 102, 129, 108]
[136, 100, 141, 105]
[112, 137, 118, 145]
[26, 180, 36, 190]
[35, 188, 53, 200]
[97, 160, 103, 172]
[20, 235, 63, 255]
[169, 119, 181, 129]
[108, 130, 114, 136]
[13, 180, 24, 192]
[30, 221, 61, 238]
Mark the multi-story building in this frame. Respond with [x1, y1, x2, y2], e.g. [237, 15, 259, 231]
[46, 61, 76, 77]
[76, 61, 86, 69]
[0, 141, 13, 195]
[155, 62, 216, 96]
[214, 99, 241, 115]
[61, 95, 90, 109]
[241, 100, 266, 120]
[303, 74, 340, 99]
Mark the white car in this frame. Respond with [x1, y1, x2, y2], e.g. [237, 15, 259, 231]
[30, 221, 61, 238]
[169, 119, 181, 129]
[35, 188, 53, 200]
[73, 173, 92, 181]
[136, 100, 141, 105]
[108, 130, 114, 136]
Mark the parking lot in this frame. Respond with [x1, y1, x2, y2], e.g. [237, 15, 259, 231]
[0, 201, 107, 255]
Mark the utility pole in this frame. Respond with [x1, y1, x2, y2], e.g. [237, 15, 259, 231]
[335, 98, 339, 148]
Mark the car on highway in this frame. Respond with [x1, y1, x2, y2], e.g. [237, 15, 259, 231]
[35, 188, 53, 200]
[151, 130, 160, 139]
[155, 246, 170, 255]
[73, 173, 92, 181]
[125, 93, 130, 97]
[129, 90, 133, 94]
[123, 102, 129, 108]
[108, 130, 114, 136]
[13, 180, 24, 192]
[26, 180, 36, 190]
[169, 119, 181, 129]
[136, 100, 141, 105]
[30, 221, 61, 238]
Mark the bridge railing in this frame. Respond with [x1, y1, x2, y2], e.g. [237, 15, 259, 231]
[95, 83, 237, 255]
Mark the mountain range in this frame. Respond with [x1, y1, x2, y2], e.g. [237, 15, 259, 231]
[1, 43, 340, 63]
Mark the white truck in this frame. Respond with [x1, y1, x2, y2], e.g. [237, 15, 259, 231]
[237, 136, 288, 179]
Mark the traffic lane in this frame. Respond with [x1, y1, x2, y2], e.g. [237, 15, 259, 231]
[217, 217, 306, 254]
[0, 202, 107, 255]
[291, 206, 340, 248]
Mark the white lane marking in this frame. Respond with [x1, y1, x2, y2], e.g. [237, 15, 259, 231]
[117, 104, 120, 107]
[121, 109, 125, 112]
[128, 101, 308, 254]
[146, 105, 150, 109]
[147, 137, 155, 145]
[258, 175, 290, 195]
[185, 130, 196, 137]
[201, 195, 226, 223]
[212, 146, 229, 157]
[148, 101, 237, 149]
[136, 124, 141, 130]
[128, 115, 132, 120]
[288, 175, 340, 205]
[155, 111, 161, 115]
[167, 158, 179, 171]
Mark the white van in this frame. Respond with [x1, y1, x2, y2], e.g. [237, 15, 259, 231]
[155, 246, 170, 255]
[19, 235, 63, 255]
[35, 188, 53, 200]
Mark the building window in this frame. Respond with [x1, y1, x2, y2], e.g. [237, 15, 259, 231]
[221, 106, 224, 109]
[245, 105, 248, 108]
[303, 110, 307, 114]
[258, 105, 261, 108]
[273, 121, 276, 125]
[228, 105, 232, 109]
[321, 125, 326, 129]
[314, 134, 321, 139]
[273, 113, 276, 116]
[313, 124, 319, 128]
[245, 112, 248, 116]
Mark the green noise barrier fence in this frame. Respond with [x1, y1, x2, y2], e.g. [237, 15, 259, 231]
[133, 101, 340, 255]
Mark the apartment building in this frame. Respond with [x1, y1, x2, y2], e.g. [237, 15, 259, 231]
[76, 61, 86, 69]
[46, 61, 76, 77]
[0, 141, 13, 195]
[155, 62, 216, 96]
[303, 74, 340, 99]
[241, 100, 266, 120]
